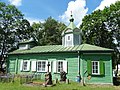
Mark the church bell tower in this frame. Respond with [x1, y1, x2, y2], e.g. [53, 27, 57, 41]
[62, 14, 82, 47]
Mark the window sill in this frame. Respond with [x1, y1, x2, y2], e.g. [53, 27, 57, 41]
[92, 73, 100, 75]
[54, 72, 60, 74]
[54, 72, 68, 74]
[37, 71, 47, 73]
[21, 70, 30, 72]
[91, 74, 104, 76]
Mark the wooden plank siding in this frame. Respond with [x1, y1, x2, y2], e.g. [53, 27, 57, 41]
[7, 52, 113, 84]
[81, 53, 113, 84]
[8, 53, 79, 81]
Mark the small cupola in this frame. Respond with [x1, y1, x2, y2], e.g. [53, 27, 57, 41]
[62, 14, 82, 47]
[19, 38, 37, 50]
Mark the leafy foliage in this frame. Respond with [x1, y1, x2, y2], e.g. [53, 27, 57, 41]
[80, 1, 120, 67]
[31, 17, 66, 45]
[0, 2, 31, 72]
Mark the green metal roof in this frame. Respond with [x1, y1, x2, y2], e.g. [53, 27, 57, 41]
[62, 14, 80, 36]
[66, 21, 77, 30]
[9, 44, 113, 55]
[65, 14, 77, 30]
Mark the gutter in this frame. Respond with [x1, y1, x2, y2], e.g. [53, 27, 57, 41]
[78, 51, 80, 76]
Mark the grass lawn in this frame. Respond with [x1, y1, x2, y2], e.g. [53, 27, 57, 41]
[0, 78, 119, 90]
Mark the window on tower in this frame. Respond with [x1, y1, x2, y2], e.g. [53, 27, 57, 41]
[67, 36, 71, 41]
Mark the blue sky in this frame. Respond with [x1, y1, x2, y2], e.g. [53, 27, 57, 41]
[1, 0, 119, 26]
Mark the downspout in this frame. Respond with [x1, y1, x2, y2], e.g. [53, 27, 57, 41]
[15, 55, 19, 74]
[79, 44, 87, 85]
[77, 51, 81, 83]
[78, 51, 80, 76]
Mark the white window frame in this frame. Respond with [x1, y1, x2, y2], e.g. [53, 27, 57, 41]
[21, 60, 30, 71]
[37, 60, 48, 72]
[57, 60, 64, 73]
[53, 60, 67, 73]
[23, 61, 28, 71]
[92, 61, 100, 75]
[67, 35, 71, 41]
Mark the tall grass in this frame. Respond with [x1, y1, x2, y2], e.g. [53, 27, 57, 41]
[0, 78, 116, 90]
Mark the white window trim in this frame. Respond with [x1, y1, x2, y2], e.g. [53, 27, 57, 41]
[65, 34, 74, 47]
[57, 60, 64, 73]
[92, 61, 100, 75]
[53, 61, 57, 73]
[31, 60, 36, 71]
[63, 60, 68, 73]
[67, 35, 71, 41]
[49, 61, 52, 72]
[20, 60, 23, 71]
[53, 60, 68, 73]
[37, 60, 48, 72]
[22, 60, 30, 71]
[22, 60, 27, 71]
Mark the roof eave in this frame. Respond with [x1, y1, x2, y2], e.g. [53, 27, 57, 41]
[8, 49, 114, 55]
[79, 50, 114, 53]
[8, 50, 78, 55]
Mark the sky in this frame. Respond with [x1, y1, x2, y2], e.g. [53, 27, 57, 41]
[1, 0, 119, 26]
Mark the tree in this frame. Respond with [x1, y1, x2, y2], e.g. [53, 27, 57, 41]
[0, 2, 31, 73]
[106, 1, 120, 68]
[80, 1, 120, 67]
[31, 22, 43, 45]
[80, 9, 113, 48]
[31, 17, 66, 45]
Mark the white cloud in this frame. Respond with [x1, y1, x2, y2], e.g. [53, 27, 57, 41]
[25, 17, 44, 25]
[95, 0, 119, 10]
[9, 0, 22, 7]
[59, 0, 88, 27]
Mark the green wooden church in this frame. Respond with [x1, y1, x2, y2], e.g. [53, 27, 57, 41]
[7, 14, 113, 84]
